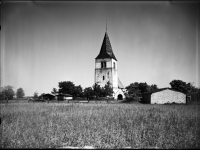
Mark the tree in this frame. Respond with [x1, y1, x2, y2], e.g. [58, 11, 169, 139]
[33, 91, 39, 99]
[51, 88, 58, 94]
[38, 93, 45, 99]
[0, 87, 4, 100]
[102, 81, 113, 97]
[126, 82, 159, 98]
[186, 82, 199, 93]
[150, 84, 159, 92]
[92, 83, 102, 98]
[170, 80, 200, 94]
[125, 82, 141, 100]
[138, 82, 150, 93]
[83, 87, 94, 99]
[0, 85, 15, 100]
[58, 81, 75, 95]
[16, 87, 25, 98]
[73, 85, 83, 98]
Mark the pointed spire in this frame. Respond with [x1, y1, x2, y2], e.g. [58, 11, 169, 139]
[106, 20, 107, 32]
[95, 31, 117, 61]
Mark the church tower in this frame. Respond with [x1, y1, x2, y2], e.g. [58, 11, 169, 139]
[95, 29, 125, 100]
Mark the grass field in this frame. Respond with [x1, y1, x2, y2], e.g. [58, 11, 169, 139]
[0, 101, 200, 148]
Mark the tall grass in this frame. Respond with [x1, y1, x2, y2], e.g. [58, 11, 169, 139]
[0, 102, 200, 148]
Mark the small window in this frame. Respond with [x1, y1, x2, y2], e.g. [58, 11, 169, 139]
[113, 62, 116, 69]
[103, 76, 105, 80]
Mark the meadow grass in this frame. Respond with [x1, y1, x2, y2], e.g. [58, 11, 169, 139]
[0, 102, 200, 148]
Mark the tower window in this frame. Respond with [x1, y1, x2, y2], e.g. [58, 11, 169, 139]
[101, 61, 106, 68]
[103, 76, 105, 80]
[113, 62, 116, 69]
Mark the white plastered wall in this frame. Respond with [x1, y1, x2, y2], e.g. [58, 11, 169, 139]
[111, 59, 118, 89]
[151, 89, 186, 104]
[113, 88, 125, 100]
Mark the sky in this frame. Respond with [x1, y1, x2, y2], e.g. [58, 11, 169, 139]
[1, 1, 200, 96]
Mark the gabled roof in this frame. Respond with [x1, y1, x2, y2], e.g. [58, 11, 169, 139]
[142, 88, 186, 95]
[56, 93, 72, 97]
[118, 78, 124, 89]
[43, 93, 55, 97]
[95, 32, 117, 61]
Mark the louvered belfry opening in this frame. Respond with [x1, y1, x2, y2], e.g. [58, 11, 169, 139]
[101, 61, 106, 68]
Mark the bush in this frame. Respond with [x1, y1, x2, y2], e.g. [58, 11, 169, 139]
[125, 96, 135, 101]
[107, 97, 114, 100]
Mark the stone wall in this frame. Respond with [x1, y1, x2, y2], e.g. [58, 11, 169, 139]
[95, 58, 123, 100]
[95, 58, 118, 88]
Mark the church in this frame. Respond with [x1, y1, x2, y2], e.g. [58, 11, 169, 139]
[95, 30, 125, 100]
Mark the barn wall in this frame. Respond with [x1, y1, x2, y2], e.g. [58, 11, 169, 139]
[141, 94, 151, 104]
[43, 95, 55, 100]
[151, 89, 186, 104]
[187, 92, 200, 102]
[64, 97, 73, 100]
[56, 96, 64, 100]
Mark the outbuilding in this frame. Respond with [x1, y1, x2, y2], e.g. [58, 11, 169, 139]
[55, 94, 73, 100]
[186, 92, 200, 103]
[42, 93, 56, 100]
[141, 88, 186, 104]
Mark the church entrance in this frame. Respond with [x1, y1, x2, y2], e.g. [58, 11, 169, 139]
[117, 94, 123, 100]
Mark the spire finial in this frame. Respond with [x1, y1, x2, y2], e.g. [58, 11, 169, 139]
[106, 20, 107, 32]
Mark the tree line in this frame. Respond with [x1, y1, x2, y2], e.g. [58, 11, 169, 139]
[45, 79, 200, 101]
[124, 80, 199, 101]
[0, 79, 199, 101]
[45, 81, 114, 100]
[0, 86, 25, 100]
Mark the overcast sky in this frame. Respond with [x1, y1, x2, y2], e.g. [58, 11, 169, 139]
[1, 1, 199, 96]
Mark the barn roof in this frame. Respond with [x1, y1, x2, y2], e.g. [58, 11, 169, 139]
[118, 78, 124, 89]
[56, 93, 72, 97]
[95, 32, 117, 61]
[43, 93, 55, 97]
[142, 88, 185, 95]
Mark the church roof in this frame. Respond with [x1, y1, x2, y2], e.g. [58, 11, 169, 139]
[118, 78, 124, 89]
[96, 32, 117, 61]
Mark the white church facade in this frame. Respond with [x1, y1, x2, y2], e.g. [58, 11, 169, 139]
[95, 31, 125, 100]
